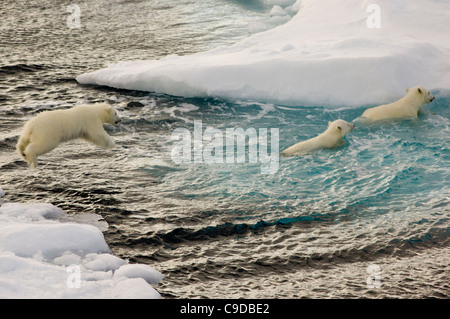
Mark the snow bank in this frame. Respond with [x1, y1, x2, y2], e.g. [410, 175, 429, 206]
[0, 190, 163, 299]
[77, 0, 450, 107]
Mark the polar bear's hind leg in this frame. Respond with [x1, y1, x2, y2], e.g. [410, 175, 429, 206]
[23, 138, 60, 168]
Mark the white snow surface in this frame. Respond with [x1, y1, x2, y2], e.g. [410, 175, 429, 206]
[0, 188, 163, 299]
[77, 0, 450, 107]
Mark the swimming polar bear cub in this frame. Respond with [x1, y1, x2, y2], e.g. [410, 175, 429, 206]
[361, 86, 434, 121]
[280, 119, 354, 156]
[17, 103, 121, 168]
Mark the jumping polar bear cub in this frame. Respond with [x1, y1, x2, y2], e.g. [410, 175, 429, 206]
[361, 86, 434, 121]
[16, 103, 121, 168]
[280, 119, 354, 156]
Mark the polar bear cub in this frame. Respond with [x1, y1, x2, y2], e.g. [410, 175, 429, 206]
[361, 86, 434, 121]
[280, 119, 354, 156]
[17, 103, 121, 168]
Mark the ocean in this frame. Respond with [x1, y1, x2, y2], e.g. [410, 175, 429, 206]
[0, 0, 448, 298]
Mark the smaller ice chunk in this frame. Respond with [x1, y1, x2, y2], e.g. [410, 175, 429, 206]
[0, 223, 110, 260]
[53, 252, 81, 266]
[114, 278, 161, 299]
[83, 270, 113, 281]
[0, 198, 162, 299]
[114, 264, 164, 285]
[0, 203, 65, 221]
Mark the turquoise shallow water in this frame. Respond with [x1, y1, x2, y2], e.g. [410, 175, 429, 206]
[0, 0, 448, 298]
[149, 96, 449, 222]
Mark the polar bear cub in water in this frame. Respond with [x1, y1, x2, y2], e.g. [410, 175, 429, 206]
[361, 86, 435, 121]
[280, 119, 354, 156]
[16, 103, 121, 168]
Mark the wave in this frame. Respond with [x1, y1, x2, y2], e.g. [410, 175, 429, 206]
[0, 63, 49, 75]
[122, 213, 449, 271]
[77, 0, 450, 107]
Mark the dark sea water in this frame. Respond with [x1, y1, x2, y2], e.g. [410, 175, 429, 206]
[1, 0, 449, 298]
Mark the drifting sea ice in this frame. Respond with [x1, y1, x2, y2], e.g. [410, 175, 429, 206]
[0, 187, 163, 299]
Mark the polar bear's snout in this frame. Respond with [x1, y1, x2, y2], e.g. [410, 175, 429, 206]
[349, 123, 355, 131]
[426, 90, 435, 103]
[109, 106, 121, 124]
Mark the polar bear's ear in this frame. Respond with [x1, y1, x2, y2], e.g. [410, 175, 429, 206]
[328, 121, 332, 126]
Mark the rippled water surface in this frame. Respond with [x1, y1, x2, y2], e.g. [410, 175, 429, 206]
[1, 0, 449, 298]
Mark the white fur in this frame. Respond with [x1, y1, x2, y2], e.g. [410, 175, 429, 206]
[361, 86, 434, 121]
[280, 119, 354, 156]
[16, 103, 121, 168]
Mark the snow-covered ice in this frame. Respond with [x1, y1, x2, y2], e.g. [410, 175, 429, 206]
[0, 187, 163, 299]
[114, 264, 164, 286]
[77, 0, 450, 107]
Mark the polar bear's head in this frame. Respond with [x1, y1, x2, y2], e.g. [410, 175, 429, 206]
[328, 119, 354, 137]
[102, 104, 121, 125]
[406, 86, 435, 104]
